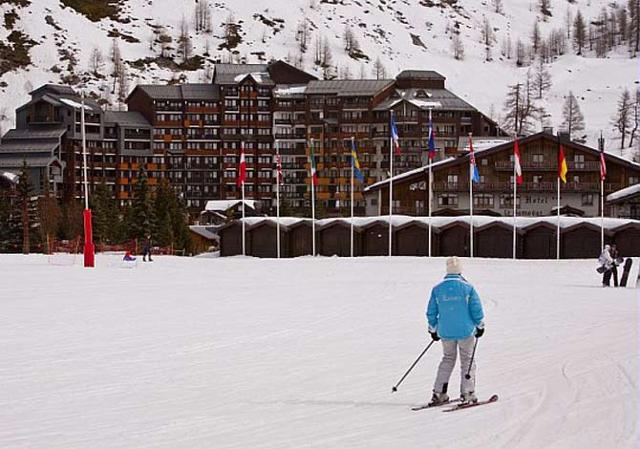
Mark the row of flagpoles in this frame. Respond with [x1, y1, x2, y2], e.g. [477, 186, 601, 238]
[235, 112, 609, 259]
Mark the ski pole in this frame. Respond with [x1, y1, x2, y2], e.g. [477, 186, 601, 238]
[391, 340, 436, 393]
[465, 338, 479, 380]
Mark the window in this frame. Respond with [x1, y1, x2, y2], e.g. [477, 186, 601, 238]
[447, 174, 459, 184]
[474, 194, 494, 207]
[574, 154, 585, 169]
[481, 159, 488, 166]
[533, 175, 543, 184]
[438, 194, 458, 206]
[573, 175, 580, 183]
[629, 177, 639, 185]
[499, 194, 520, 207]
[582, 194, 594, 206]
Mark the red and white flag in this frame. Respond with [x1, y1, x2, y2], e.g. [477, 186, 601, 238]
[275, 153, 283, 184]
[599, 149, 607, 181]
[514, 138, 523, 185]
[236, 144, 247, 187]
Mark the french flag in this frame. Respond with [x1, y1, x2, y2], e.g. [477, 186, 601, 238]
[390, 113, 401, 155]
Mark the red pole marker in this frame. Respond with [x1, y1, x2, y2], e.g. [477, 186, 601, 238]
[83, 208, 95, 268]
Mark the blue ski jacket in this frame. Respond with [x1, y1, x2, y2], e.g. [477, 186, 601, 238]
[426, 274, 485, 341]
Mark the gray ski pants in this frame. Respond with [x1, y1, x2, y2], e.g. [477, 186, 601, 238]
[433, 336, 476, 395]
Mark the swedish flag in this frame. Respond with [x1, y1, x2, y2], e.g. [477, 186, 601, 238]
[350, 138, 365, 183]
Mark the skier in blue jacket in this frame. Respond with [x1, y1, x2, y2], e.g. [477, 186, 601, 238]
[427, 256, 485, 406]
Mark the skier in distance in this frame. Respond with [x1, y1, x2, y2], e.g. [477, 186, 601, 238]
[427, 256, 485, 406]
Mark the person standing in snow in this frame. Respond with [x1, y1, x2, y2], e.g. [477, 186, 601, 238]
[426, 257, 485, 406]
[142, 234, 153, 262]
[610, 244, 620, 287]
[598, 244, 614, 287]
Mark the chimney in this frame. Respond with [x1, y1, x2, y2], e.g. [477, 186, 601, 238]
[557, 131, 571, 142]
[598, 132, 605, 151]
[542, 126, 554, 135]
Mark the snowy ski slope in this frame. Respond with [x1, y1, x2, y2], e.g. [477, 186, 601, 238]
[0, 254, 637, 448]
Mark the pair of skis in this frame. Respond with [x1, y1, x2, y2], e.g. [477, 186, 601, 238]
[411, 394, 499, 412]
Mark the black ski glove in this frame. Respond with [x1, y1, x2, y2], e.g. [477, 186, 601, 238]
[475, 327, 485, 338]
[430, 331, 440, 341]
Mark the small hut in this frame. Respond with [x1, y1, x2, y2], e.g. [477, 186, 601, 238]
[394, 221, 438, 256]
[362, 220, 389, 256]
[219, 221, 245, 257]
[522, 222, 557, 259]
[248, 220, 288, 258]
[318, 220, 362, 257]
[439, 221, 470, 257]
[561, 222, 602, 259]
[474, 221, 519, 259]
[612, 222, 640, 256]
[288, 220, 314, 257]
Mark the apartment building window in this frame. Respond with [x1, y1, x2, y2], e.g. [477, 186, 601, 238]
[223, 156, 236, 163]
[257, 128, 271, 135]
[474, 194, 494, 207]
[203, 114, 218, 122]
[203, 101, 217, 108]
[246, 156, 254, 163]
[169, 143, 182, 151]
[224, 170, 236, 177]
[258, 100, 269, 107]
[225, 113, 238, 121]
[223, 128, 237, 135]
[582, 194, 594, 206]
[258, 156, 271, 164]
[225, 99, 238, 108]
[438, 194, 458, 206]
[258, 171, 271, 179]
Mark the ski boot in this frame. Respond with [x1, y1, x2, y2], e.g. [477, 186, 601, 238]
[460, 391, 478, 406]
[428, 391, 450, 406]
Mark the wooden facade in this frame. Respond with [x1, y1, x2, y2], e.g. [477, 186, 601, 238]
[612, 223, 640, 256]
[318, 221, 362, 257]
[287, 221, 313, 257]
[561, 223, 603, 259]
[439, 222, 470, 257]
[474, 222, 519, 259]
[248, 222, 287, 258]
[362, 221, 389, 256]
[367, 132, 640, 219]
[394, 222, 438, 256]
[219, 222, 244, 257]
[522, 223, 557, 259]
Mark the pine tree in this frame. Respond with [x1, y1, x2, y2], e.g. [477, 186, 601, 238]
[91, 182, 121, 245]
[573, 10, 587, 55]
[630, 0, 640, 56]
[59, 198, 84, 242]
[0, 184, 19, 252]
[130, 168, 155, 241]
[37, 184, 61, 254]
[16, 162, 36, 254]
[373, 57, 386, 79]
[540, 0, 552, 20]
[90, 47, 104, 77]
[612, 88, 632, 149]
[561, 92, 585, 141]
[629, 88, 639, 147]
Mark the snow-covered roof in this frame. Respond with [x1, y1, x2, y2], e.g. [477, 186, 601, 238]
[204, 200, 257, 212]
[233, 215, 640, 232]
[273, 85, 307, 97]
[364, 157, 456, 191]
[234, 72, 271, 84]
[59, 97, 94, 111]
[1, 171, 18, 183]
[606, 184, 640, 203]
[189, 225, 220, 241]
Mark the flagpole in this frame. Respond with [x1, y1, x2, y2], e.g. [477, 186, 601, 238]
[351, 136, 355, 258]
[513, 149, 517, 260]
[311, 138, 316, 256]
[600, 177, 604, 249]
[557, 176, 560, 260]
[469, 132, 474, 259]
[276, 140, 281, 259]
[388, 112, 393, 257]
[428, 108, 432, 258]
[242, 175, 246, 257]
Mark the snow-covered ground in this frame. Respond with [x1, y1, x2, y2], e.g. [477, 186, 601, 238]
[0, 254, 637, 448]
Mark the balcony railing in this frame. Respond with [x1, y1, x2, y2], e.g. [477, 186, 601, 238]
[432, 181, 620, 193]
[495, 160, 602, 171]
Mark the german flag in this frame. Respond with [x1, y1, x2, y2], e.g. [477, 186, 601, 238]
[558, 145, 568, 184]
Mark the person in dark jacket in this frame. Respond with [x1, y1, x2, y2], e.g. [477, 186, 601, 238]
[426, 257, 485, 406]
[142, 235, 153, 262]
[610, 244, 620, 287]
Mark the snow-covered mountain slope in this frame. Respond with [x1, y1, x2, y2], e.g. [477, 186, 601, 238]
[0, 0, 638, 156]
